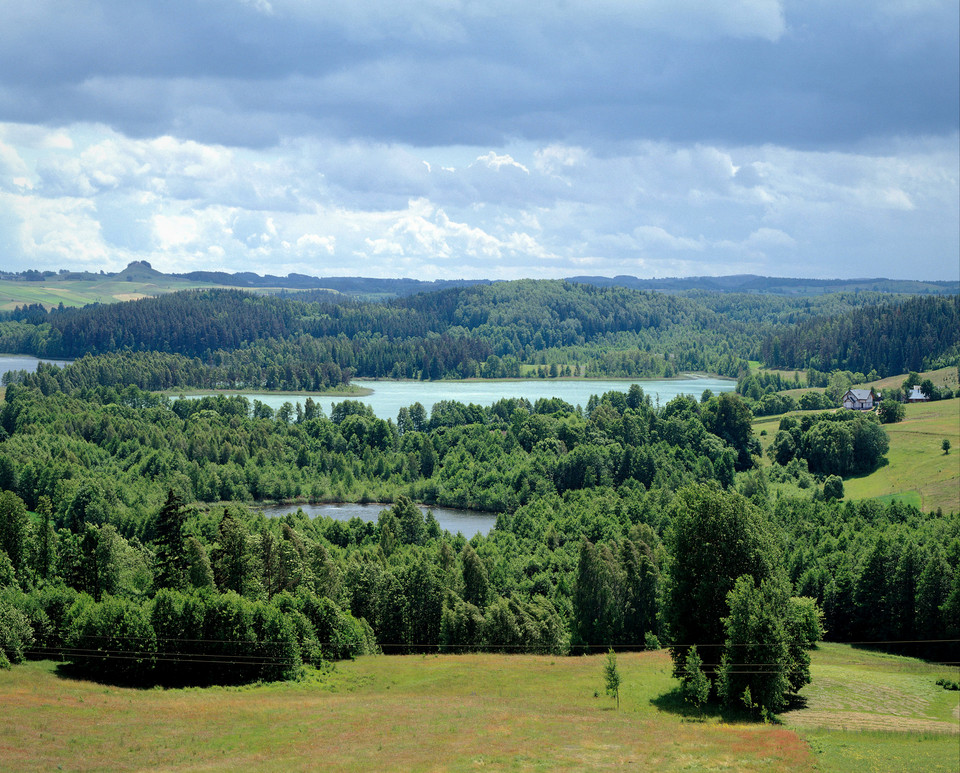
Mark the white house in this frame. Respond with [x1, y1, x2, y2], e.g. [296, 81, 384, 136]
[842, 388, 878, 410]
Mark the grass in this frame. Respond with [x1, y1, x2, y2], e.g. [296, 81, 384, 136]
[861, 366, 959, 394]
[0, 278, 212, 310]
[753, 398, 960, 513]
[841, 398, 960, 513]
[0, 277, 300, 310]
[781, 643, 960, 772]
[1, 645, 956, 772]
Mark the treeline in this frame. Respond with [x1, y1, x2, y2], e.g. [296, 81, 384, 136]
[7, 281, 950, 384]
[772, 495, 960, 663]
[761, 295, 960, 376]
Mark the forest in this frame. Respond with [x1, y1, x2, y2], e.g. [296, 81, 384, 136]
[1, 282, 957, 388]
[0, 279, 958, 716]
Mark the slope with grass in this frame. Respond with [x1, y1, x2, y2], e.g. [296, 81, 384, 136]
[782, 643, 960, 773]
[754, 397, 960, 513]
[841, 398, 960, 513]
[0, 277, 215, 310]
[0, 276, 301, 311]
[2, 645, 957, 772]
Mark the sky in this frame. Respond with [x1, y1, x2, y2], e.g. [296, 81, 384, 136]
[0, 0, 957, 281]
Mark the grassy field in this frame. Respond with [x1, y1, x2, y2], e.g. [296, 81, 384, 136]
[0, 278, 216, 310]
[754, 398, 960, 513]
[0, 645, 956, 772]
[862, 366, 959, 395]
[781, 644, 960, 773]
[840, 398, 959, 513]
[0, 277, 306, 310]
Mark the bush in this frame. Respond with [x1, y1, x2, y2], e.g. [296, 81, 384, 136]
[66, 594, 156, 684]
[298, 589, 377, 661]
[823, 475, 844, 501]
[787, 596, 825, 649]
[877, 399, 905, 424]
[0, 595, 34, 664]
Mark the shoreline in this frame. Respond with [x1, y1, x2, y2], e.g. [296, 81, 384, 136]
[353, 371, 734, 385]
[162, 385, 375, 398]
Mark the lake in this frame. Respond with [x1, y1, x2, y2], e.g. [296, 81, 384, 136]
[259, 501, 497, 537]
[1, 353, 736, 422]
[177, 374, 734, 421]
[0, 354, 73, 381]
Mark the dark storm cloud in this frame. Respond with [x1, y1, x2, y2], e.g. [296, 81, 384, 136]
[1, 1, 955, 149]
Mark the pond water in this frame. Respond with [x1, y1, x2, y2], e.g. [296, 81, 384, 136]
[258, 501, 497, 537]
[0, 354, 73, 381]
[177, 374, 734, 421]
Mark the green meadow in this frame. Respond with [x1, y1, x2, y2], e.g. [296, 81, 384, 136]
[754, 397, 960, 514]
[0, 277, 216, 310]
[1, 644, 955, 772]
[0, 277, 304, 310]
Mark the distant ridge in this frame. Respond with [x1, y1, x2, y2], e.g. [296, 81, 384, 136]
[3, 263, 956, 300]
[565, 274, 960, 295]
[172, 269, 957, 297]
[173, 271, 491, 297]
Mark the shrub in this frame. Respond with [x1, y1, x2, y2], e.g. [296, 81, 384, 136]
[823, 475, 844, 501]
[0, 595, 34, 664]
[877, 399, 905, 424]
[66, 594, 156, 684]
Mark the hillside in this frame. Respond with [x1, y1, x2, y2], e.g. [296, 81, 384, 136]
[1, 646, 955, 772]
[2, 264, 955, 312]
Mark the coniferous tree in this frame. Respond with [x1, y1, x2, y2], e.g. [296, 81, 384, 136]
[603, 648, 621, 709]
[461, 542, 489, 609]
[154, 490, 188, 591]
[682, 646, 711, 717]
[31, 495, 57, 582]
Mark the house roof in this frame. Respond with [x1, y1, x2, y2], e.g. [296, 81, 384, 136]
[845, 389, 874, 400]
[909, 387, 928, 400]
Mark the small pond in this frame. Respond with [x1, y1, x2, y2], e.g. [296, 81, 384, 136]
[258, 501, 497, 537]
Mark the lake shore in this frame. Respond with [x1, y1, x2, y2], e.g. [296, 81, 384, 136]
[352, 371, 734, 385]
[171, 374, 737, 420]
[162, 385, 374, 398]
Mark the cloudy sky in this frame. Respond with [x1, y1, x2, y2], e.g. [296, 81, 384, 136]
[0, 1, 957, 281]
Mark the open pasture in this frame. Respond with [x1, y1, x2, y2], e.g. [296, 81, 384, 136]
[1, 644, 957, 772]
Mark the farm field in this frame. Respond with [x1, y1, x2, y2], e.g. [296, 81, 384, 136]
[1, 645, 956, 772]
[840, 399, 959, 513]
[753, 398, 960, 513]
[0, 277, 304, 311]
[0, 278, 217, 310]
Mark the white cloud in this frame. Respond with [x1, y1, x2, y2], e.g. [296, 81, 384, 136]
[633, 226, 706, 252]
[0, 140, 29, 188]
[474, 152, 529, 174]
[296, 233, 336, 254]
[3, 193, 112, 266]
[0, 122, 955, 280]
[153, 214, 199, 248]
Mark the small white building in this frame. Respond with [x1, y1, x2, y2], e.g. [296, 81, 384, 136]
[907, 387, 930, 403]
[842, 388, 878, 410]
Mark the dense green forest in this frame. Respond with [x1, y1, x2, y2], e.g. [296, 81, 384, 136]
[1, 278, 958, 715]
[0, 379, 957, 710]
[3, 281, 956, 391]
[760, 295, 960, 376]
